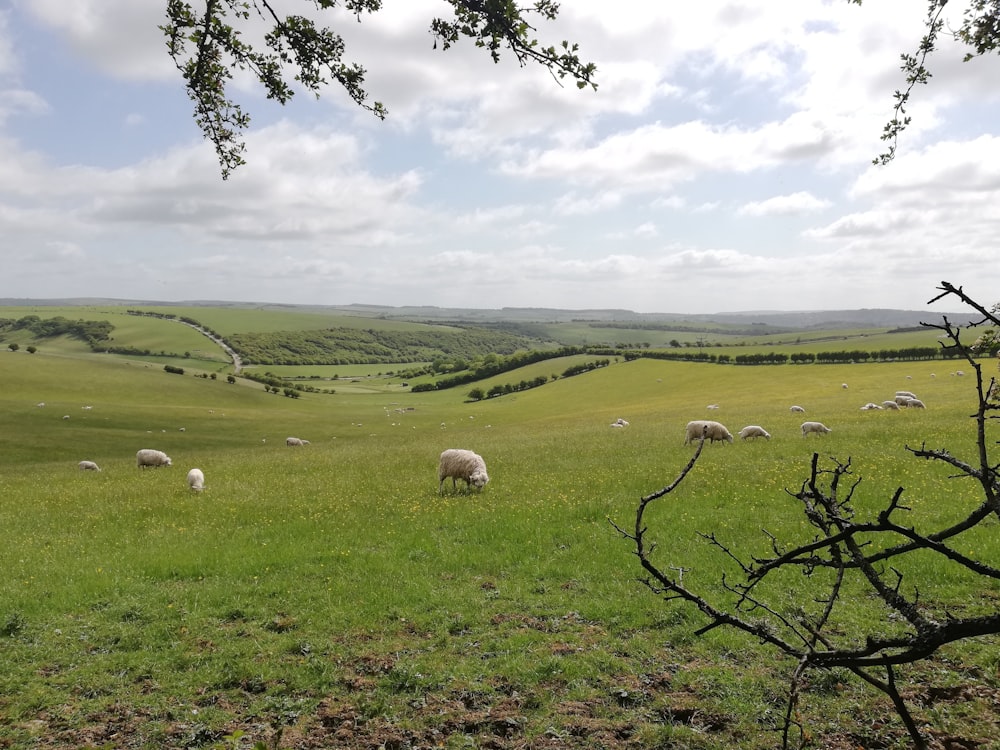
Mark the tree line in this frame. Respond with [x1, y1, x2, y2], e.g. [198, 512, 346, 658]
[624, 345, 962, 365]
[225, 325, 542, 366]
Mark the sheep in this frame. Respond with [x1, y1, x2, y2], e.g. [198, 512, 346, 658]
[285, 436, 310, 447]
[801, 421, 832, 437]
[895, 395, 913, 406]
[186, 468, 205, 491]
[896, 391, 917, 399]
[882, 400, 901, 410]
[438, 449, 489, 493]
[789, 405, 806, 413]
[78, 460, 101, 472]
[842, 383, 849, 389]
[860, 402, 883, 411]
[684, 420, 734, 445]
[905, 398, 926, 409]
[136, 449, 172, 468]
[738, 425, 771, 441]
[706, 404, 720, 410]
[611, 417, 630, 428]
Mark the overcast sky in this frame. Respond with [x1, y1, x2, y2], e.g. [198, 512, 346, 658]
[2, 1, 998, 314]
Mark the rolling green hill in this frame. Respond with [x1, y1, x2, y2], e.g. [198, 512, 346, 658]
[1, 301, 997, 749]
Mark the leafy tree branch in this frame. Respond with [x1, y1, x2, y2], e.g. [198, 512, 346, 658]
[161, 1, 596, 178]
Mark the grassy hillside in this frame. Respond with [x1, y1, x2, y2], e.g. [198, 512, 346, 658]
[1, 327, 997, 749]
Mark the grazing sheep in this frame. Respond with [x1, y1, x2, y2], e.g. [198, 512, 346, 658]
[895, 395, 914, 406]
[684, 420, 734, 445]
[789, 405, 806, 413]
[896, 391, 917, 399]
[860, 402, 883, 411]
[438, 449, 489, 493]
[610, 422, 624, 428]
[905, 398, 926, 409]
[842, 383, 849, 389]
[136, 449, 172, 468]
[882, 400, 901, 410]
[801, 421, 832, 437]
[738, 425, 771, 441]
[186, 468, 205, 491]
[285, 436, 310, 447]
[78, 460, 101, 472]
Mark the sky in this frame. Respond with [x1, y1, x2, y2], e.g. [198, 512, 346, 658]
[2, 1, 999, 314]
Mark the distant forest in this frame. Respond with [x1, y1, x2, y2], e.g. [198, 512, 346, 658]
[226, 326, 546, 365]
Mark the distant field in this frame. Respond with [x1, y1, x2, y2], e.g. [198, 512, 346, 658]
[2, 306, 997, 749]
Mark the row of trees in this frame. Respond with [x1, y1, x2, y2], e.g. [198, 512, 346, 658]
[462, 358, 611, 401]
[624, 345, 964, 365]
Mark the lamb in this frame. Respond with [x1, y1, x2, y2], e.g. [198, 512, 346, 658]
[136, 449, 172, 468]
[684, 420, 734, 445]
[78, 460, 101, 471]
[905, 398, 926, 408]
[860, 402, 883, 411]
[882, 400, 901, 410]
[186, 468, 205, 491]
[789, 405, 806, 413]
[438, 449, 489, 493]
[801, 421, 832, 437]
[738, 425, 770, 441]
[285, 436, 311, 446]
[610, 417, 630, 428]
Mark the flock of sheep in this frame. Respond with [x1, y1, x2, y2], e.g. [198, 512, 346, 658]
[71, 378, 935, 497]
[78, 436, 490, 498]
[676, 385, 931, 447]
[77, 449, 204, 492]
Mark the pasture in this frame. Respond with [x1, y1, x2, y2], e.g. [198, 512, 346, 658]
[0, 332, 997, 748]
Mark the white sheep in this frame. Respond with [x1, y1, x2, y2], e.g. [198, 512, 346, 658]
[706, 404, 720, 410]
[860, 402, 883, 411]
[611, 417, 630, 427]
[905, 398, 926, 409]
[738, 425, 771, 441]
[438, 449, 489, 493]
[78, 460, 101, 472]
[186, 468, 205, 491]
[285, 436, 310, 447]
[801, 421, 832, 437]
[789, 405, 806, 413]
[882, 400, 901, 410]
[136, 449, 172, 468]
[841, 383, 849, 389]
[684, 420, 734, 445]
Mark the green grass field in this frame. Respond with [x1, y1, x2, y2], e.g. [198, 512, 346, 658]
[0, 314, 997, 749]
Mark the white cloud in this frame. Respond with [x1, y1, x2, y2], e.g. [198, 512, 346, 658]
[739, 191, 832, 217]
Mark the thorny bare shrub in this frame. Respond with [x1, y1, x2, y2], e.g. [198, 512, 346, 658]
[613, 281, 1000, 749]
